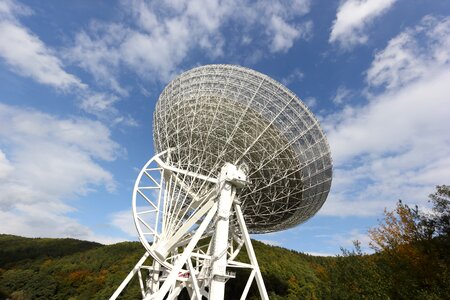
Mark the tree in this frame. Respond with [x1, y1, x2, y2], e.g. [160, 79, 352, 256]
[328, 241, 388, 299]
[367, 185, 450, 299]
[368, 185, 450, 252]
[368, 201, 428, 252]
[425, 185, 450, 238]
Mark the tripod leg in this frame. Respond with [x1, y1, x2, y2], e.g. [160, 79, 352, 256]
[234, 204, 269, 300]
[110, 252, 150, 300]
[145, 203, 218, 300]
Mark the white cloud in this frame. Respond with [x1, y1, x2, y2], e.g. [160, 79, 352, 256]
[321, 192, 392, 218]
[0, 1, 135, 126]
[332, 229, 372, 252]
[329, 0, 397, 49]
[281, 68, 305, 86]
[78, 92, 137, 127]
[0, 103, 122, 242]
[0, 1, 85, 90]
[65, 25, 128, 96]
[0, 0, 31, 18]
[119, 20, 190, 81]
[80, 93, 119, 117]
[367, 16, 450, 89]
[66, 0, 312, 84]
[0, 105, 121, 161]
[0, 203, 127, 245]
[332, 86, 352, 105]
[304, 97, 317, 108]
[0, 0, 310, 124]
[110, 209, 137, 237]
[321, 15, 450, 217]
[0, 149, 14, 179]
[239, 0, 313, 54]
[269, 17, 312, 53]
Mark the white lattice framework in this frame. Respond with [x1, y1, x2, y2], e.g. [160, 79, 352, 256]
[154, 65, 332, 232]
[111, 65, 333, 300]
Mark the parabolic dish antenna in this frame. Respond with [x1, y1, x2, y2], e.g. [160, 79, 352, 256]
[112, 65, 332, 300]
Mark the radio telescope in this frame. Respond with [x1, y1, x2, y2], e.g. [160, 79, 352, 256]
[111, 65, 332, 300]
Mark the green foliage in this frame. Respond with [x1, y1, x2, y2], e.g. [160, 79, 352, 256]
[0, 236, 144, 299]
[365, 185, 450, 299]
[0, 235, 101, 268]
[0, 186, 448, 299]
[426, 185, 450, 237]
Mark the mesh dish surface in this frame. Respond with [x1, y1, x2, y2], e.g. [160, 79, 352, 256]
[153, 64, 332, 233]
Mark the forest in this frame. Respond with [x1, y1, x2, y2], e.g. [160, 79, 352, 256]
[0, 185, 448, 299]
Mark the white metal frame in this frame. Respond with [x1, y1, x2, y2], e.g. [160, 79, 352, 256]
[111, 154, 269, 300]
[153, 65, 333, 233]
[111, 64, 333, 299]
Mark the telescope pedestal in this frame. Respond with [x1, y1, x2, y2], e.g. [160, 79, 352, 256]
[209, 165, 236, 299]
[110, 160, 269, 300]
[110, 63, 334, 299]
[110, 204, 269, 300]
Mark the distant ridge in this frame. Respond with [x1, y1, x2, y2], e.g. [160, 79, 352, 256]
[1, 233, 448, 299]
[0, 234, 101, 267]
[0, 234, 327, 299]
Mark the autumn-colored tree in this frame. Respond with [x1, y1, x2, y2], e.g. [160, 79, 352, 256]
[367, 185, 450, 299]
[0, 186, 448, 299]
[368, 201, 430, 252]
[425, 185, 450, 238]
[368, 185, 450, 252]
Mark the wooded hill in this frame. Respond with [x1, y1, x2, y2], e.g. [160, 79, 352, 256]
[1, 186, 449, 299]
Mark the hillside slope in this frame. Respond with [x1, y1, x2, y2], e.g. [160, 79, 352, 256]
[0, 234, 448, 299]
[0, 234, 330, 299]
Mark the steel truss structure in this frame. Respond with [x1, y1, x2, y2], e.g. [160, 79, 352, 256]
[111, 65, 333, 299]
[111, 153, 269, 299]
[154, 65, 332, 233]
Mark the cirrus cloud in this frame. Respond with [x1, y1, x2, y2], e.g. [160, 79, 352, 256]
[0, 1, 85, 90]
[329, 0, 397, 49]
[321, 15, 450, 217]
[0, 103, 122, 242]
[66, 0, 313, 85]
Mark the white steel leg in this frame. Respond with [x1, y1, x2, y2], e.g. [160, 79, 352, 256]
[145, 203, 218, 300]
[187, 259, 201, 300]
[209, 179, 234, 300]
[110, 251, 150, 300]
[166, 285, 183, 300]
[149, 260, 161, 294]
[240, 270, 256, 300]
[234, 203, 269, 300]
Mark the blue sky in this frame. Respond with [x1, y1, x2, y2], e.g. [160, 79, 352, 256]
[0, 0, 449, 255]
